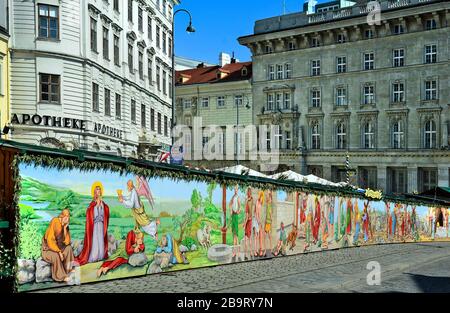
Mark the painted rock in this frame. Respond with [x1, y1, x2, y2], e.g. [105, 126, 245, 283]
[35, 258, 52, 283]
[128, 253, 148, 267]
[207, 244, 233, 264]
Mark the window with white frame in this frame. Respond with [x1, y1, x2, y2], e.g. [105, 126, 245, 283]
[311, 60, 320, 76]
[336, 33, 346, 43]
[285, 131, 291, 150]
[388, 167, 407, 194]
[38, 4, 59, 39]
[363, 84, 375, 105]
[336, 56, 346, 73]
[217, 96, 225, 107]
[90, 18, 98, 52]
[393, 49, 405, 67]
[268, 65, 275, 80]
[92, 82, 99, 112]
[235, 95, 243, 106]
[283, 92, 291, 109]
[218, 132, 225, 155]
[336, 87, 347, 106]
[266, 129, 271, 150]
[183, 98, 191, 109]
[156, 65, 160, 91]
[365, 29, 374, 39]
[393, 24, 404, 35]
[265, 45, 273, 54]
[311, 89, 321, 107]
[275, 93, 282, 110]
[274, 126, 282, 150]
[277, 65, 283, 80]
[392, 82, 405, 103]
[267, 94, 274, 111]
[364, 52, 374, 70]
[310, 37, 320, 47]
[311, 122, 320, 149]
[419, 168, 437, 192]
[288, 41, 296, 51]
[425, 19, 437, 30]
[363, 122, 375, 149]
[425, 80, 437, 100]
[424, 44, 437, 64]
[336, 123, 347, 149]
[391, 120, 404, 149]
[138, 6, 143, 31]
[284, 63, 292, 79]
[424, 120, 437, 149]
[201, 97, 209, 108]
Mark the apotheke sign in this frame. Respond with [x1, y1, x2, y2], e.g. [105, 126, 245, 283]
[11, 114, 124, 140]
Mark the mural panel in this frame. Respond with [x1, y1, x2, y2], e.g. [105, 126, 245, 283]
[16, 163, 450, 292]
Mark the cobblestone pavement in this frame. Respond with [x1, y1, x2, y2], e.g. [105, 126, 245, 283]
[33, 242, 450, 293]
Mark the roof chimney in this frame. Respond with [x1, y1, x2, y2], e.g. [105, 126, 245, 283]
[231, 52, 237, 64]
[197, 62, 205, 68]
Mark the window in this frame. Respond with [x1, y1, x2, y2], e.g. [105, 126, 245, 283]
[285, 131, 291, 150]
[156, 26, 160, 48]
[336, 87, 347, 106]
[275, 93, 282, 109]
[425, 80, 437, 100]
[364, 52, 374, 70]
[425, 19, 437, 30]
[284, 63, 292, 79]
[39, 74, 60, 103]
[336, 123, 347, 149]
[311, 60, 320, 76]
[150, 108, 155, 131]
[105, 88, 111, 116]
[201, 97, 209, 108]
[311, 122, 320, 150]
[424, 120, 437, 149]
[92, 83, 99, 112]
[288, 41, 296, 51]
[156, 65, 161, 91]
[419, 168, 437, 192]
[138, 6, 143, 31]
[157, 112, 162, 134]
[359, 167, 377, 190]
[138, 52, 144, 79]
[363, 84, 375, 105]
[277, 65, 283, 80]
[131, 99, 136, 123]
[163, 0, 167, 16]
[147, 58, 153, 85]
[311, 89, 321, 107]
[235, 95, 243, 106]
[365, 29, 374, 39]
[115, 93, 121, 118]
[147, 17, 152, 40]
[363, 122, 375, 149]
[310, 37, 320, 47]
[38, 4, 59, 39]
[168, 37, 172, 57]
[265, 45, 273, 54]
[393, 24, 404, 35]
[114, 0, 119, 12]
[267, 94, 274, 111]
[336, 33, 346, 43]
[114, 35, 120, 66]
[128, 43, 134, 74]
[283, 92, 291, 110]
[392, 82, 405, 103]
[141, 104, 146, 128]
[336, 56, 346, 73]
[169, 74, 173, 98]
[183, 98, 191, 109]
[90, 18, 97, 52]
[128, 0, 133, 22]
[164, 116, 168, 136]
[217, 96, 225, 107]
[388, 167, 407, 194]
[268, 65, 275, 80]
[425, 45, 437, 64]
[102, 27, 109, 60]
[162, 70, 167, 94]
[392, 120, 404, 149]
[162, 32, 167, 54]
[393, 49, 405, 67]
[265, 129, 271, 150]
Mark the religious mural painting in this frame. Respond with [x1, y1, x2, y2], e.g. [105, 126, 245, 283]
[16, 162, 450, 292]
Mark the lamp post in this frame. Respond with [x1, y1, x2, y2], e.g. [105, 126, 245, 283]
[171, 9, 195, 149]
[236, 96, 250, 165]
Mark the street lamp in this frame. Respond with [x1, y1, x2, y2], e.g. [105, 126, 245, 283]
[171, 9, 195, 149]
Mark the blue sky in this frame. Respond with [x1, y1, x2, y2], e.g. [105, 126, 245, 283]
[174, 0, 323, 64]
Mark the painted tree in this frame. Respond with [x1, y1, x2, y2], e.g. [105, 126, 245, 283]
[190, 189, 202, 212]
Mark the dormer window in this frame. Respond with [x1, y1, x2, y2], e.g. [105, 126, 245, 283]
[425, 19, 437, 30]
[241, 67, 248, 76]
[393, 24, 404, 35]
[288, 41, 296, 51]
[310, 37, 320, 47]
[336, 34, 346, 44]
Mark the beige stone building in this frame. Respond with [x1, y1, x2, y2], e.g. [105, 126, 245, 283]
[175, 59, 253, 168]
[238, 0, 450, 194]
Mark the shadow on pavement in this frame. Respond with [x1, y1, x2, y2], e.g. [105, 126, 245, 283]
[407, 273, 450, 293]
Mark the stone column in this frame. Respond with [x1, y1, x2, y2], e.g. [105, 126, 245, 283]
[438, 166, 450, 188]
[407, 167, 418, 193]
[377, 166, 387, 192]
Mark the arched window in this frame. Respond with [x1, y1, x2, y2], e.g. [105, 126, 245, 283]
[424, 120, 436, 149]
[311, 122, 321, 150]
[336, 123, 346, 149]
[392, 120, 404, 149]
[363, 122, 375, 149]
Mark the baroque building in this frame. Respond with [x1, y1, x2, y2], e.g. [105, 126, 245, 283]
[0, 0, 10, 139]
[8, 0, 177, 159]
[238, 0, 450, 194]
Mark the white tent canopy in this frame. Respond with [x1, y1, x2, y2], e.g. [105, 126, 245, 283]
[270, 170, 306, 182]
[216, 165, 269, 178]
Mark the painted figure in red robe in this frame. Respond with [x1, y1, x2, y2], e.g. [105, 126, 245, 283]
[312, 196, 321, 243]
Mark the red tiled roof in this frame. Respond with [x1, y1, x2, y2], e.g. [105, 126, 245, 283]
[176, 61, 252, 86]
